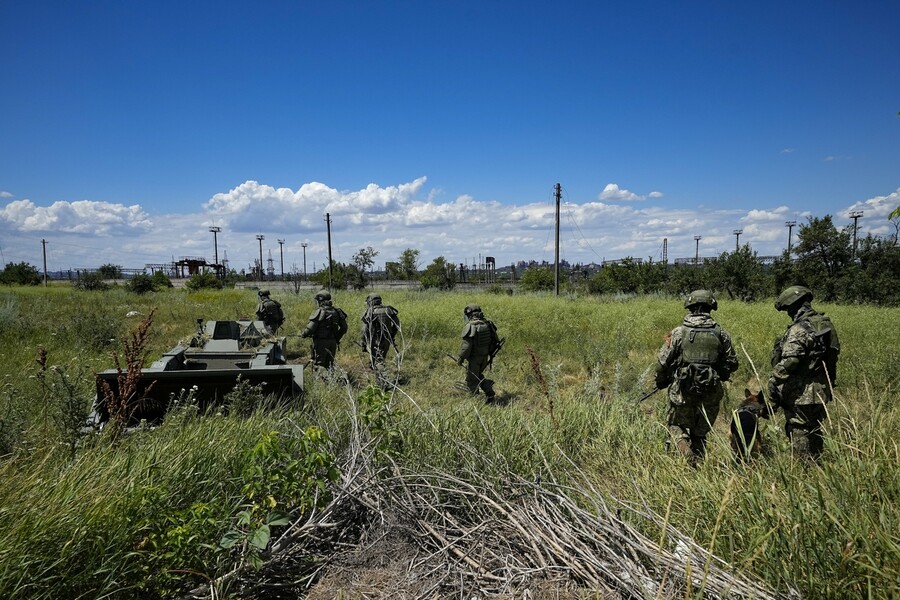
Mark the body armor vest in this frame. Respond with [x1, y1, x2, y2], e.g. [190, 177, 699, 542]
[681, 325, 721, 366]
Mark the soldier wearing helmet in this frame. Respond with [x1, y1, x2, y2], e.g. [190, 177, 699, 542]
[300, 290, 348, 370]
[655, 290, 738, 464]
[767, 285, 840, 459]
[255, 289, 285, 334]
[360, 293, 401, 389]
[457, 304, 502, 404]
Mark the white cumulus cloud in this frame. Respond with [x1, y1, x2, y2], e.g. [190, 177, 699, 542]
[0, 199, 152, 234]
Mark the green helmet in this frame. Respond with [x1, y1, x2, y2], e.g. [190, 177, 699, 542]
[366, 293, 382, 306]
[775, 286, 812, 311]
[314, 290, 332, 303]
[463, 303, 483, 318]
[684, 290, 717, 311]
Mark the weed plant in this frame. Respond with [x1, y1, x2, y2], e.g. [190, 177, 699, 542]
[0, 285, 897, 598]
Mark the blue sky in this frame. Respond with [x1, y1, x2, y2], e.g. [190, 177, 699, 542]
[1, 1, 898, 274]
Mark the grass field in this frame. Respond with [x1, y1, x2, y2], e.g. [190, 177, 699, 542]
[0, 285, 897, 599]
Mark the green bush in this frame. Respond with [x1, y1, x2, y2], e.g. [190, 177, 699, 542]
[185, 272, 224, 291]
[151, 271, 173, 289]
[73, 271, 110, 291]
[125, 273, 156, 295]
[0, 262, 41, 286]
[518, 266, 554, 291]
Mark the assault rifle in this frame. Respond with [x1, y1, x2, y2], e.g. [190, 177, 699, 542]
[635, 386, 663, 403]
[487, 337, 506, 370]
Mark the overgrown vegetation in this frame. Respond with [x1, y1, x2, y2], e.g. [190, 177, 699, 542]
[0, 285, 897, 598]
[0, 261, 41, 285]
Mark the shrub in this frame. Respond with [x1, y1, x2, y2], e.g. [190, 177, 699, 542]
[72, 271, 110, 291]
[125, 273, 157, 295]
[151, 271, 173, 289]
[0, 262, 41, 285]
[519, 266, 554, 291]
[185, 272, 224, 291]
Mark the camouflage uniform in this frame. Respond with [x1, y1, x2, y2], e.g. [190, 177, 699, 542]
[300, 291, 348, 370]
[768, 286, 840, 459]
[655, 291, 738, 463]
[457, 304, 501, 403]
[361, 294, 400, 389]
[255, 290, 284, 334]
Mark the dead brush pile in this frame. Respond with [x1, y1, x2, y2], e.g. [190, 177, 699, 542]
[203, 429, 787, 599]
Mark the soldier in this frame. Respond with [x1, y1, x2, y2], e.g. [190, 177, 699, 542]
[767, 285, 840, 459]
[655, 290, 738, 464]
[360, 293, 401, 389]
[457, 304, 502, 404]
[255, 290, 285, 334]
[300, 290, 348, 370]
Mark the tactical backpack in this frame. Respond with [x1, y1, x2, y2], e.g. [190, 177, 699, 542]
[370, 305, 399, 340]
[319, 307, 348, 341]
[470, 319, 497, 355]
[800, 313, 840, 385]
[678, 325, 724, 394]
[268, 299, 284, 327]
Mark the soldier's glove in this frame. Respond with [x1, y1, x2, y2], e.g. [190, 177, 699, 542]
[655, 372, 670, 390]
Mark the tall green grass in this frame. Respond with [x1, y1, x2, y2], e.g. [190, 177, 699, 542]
[0, 285, 897, 598]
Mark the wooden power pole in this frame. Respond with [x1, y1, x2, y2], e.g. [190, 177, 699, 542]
[554, 183, 561, 296]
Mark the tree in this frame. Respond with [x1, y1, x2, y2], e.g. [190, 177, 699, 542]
[663, 264, 709, 297]
[0, 262, 41, 285]
[519, 267, 554, 292]
[398, 248, 420, 280]
[97, 264, 123, 279]
[792, 215, 852, 301]
[706, 245, 770, 301]
[385, 261, 402, 280]
[420, 256, 456, 290]
[605, 258, 643, 294]
[889, 211, 900, 244]
[841, 235, 900, 305]
[351, 247, 379, 289]
[309, 262, 359, 290]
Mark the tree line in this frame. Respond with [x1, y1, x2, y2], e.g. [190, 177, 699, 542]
[4, 212, 898, 304]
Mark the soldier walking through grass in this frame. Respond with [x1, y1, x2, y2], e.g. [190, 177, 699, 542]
[767, 285, 840, 460]
[361, 293, 400, 389]
[255, 289, 285, 334]
[300, 290, 348, 371]
[457, 303, 502, 405]
[655, 290, 738, 465]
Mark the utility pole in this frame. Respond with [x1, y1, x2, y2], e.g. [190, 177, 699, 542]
[325, 213, 333, 291]
[277, 239, 285, 279]
[41, 239, 48, 286]
[662, 238, 668, 264]
[694, 236, 702, 266]
[256, 234, 265, 282]
[733, 229, 743, 252]
[209, 226, 221, 277]
[554, 183, 561, 296]
[849, 210, 863, 258]
[301, 242, 308, 280]
[785, 220, 797, 254]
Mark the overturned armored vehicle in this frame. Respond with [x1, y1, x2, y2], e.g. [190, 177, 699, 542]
[89, 319, 303, 428]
